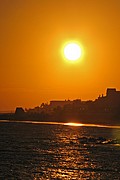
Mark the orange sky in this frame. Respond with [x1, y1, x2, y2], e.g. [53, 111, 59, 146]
[0, 0, 120, 111]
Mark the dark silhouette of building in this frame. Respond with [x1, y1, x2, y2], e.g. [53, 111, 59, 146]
[15, 107, 25, 119]
[0, 88, 120, 125]
[50, 100, 73, 108]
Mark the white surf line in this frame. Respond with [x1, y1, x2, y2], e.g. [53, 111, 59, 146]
[0, 120, 120, 129]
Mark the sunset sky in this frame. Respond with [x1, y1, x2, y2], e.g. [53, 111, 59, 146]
[0, 0, 120, 111]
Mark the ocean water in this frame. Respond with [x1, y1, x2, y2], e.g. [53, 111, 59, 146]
[0, 121, 120, 180]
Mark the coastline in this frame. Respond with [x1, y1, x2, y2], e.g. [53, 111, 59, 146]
[0, 118, 120, 127]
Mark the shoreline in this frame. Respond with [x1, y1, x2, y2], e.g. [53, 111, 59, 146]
[0, 119, 120, 129]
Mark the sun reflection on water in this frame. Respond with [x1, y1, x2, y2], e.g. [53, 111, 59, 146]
[0, 121, 119, 179]
[65, 122, 84, 126]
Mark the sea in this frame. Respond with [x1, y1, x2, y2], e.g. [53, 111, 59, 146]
[0, 120, 120, 180]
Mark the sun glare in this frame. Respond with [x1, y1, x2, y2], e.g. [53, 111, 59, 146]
[65, 123, 83, 126]
[63, 42, 82, 61]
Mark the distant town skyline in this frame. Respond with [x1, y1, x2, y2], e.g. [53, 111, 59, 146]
[0, 0, 120, 111]
[1, 87, 120, 126]
[1, 87, 120, 113]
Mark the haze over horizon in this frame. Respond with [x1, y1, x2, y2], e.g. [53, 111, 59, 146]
[0, 0, 120, 111]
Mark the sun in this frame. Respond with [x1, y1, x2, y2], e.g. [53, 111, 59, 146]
[64, 42, 82, 61]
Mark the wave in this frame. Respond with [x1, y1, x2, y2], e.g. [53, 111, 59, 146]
[0, 119, 120, 129]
